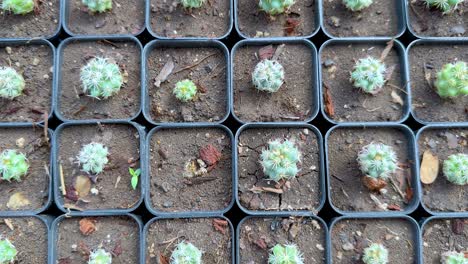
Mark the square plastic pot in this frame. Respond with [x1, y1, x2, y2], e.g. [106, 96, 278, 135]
[144, 123, 235, 217]
[325, 123, 420, 216]
[235, 123, 326, 216]
[54, 35, 143, 123]
[52, 120, 146, 216]
[142, 39, 231, 125]
[318, 38, 410, 125]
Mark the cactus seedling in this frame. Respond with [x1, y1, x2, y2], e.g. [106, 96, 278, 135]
[77, 143, 109, 175]
[441, 251, 468, 264]
[180, 0, 206, 9]
[443, 153, 468, 185]
[173, 79, 198, 102]
[80, 57, 123, 99]
[259, 0, 295, 15]
[82, 0, 113, 13]
[362, 243, 389, 264]
[358, 143, 398, 179]
[88, 249, 112, 264]
[268, 244, 304, 264]
[252, 59, 285, 93]
[0, 149, 29, 182]
[343, 0, 373, 11]
[0, 238, 17, 263]
[350, 57, 387, 94]
[1, 0, 34, 15]
[0, 67, 25, 100]
[260, 139, 300, 182]
[434, 61, 468, 98]
[424, 0, 464, 14]
[170, 241, 202, 264]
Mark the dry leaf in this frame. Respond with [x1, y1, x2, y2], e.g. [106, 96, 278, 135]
[254, 238, 267, 250]
[391, 90, 404, 106]
[79, 218, 97, 235]
[405, 187, 414, 203]
[362, 176, 387, 192]
[388, 204, 402, 211]
[272, 44, 285, 61]
[212, 218, 228, 234]
[259, 45, 274, 60]
[74, 175, 91, 198]
[284, 18, 300, 36]
[159, 254, 170, 264]
[3, 219, 14, 230]
[444, 132, 458, 149]
[154, 59, 174, 87]
[199, 144, 222, 166]
[323, 82, 335, 117]
[420, 150, 439, 184]
[384, 64, 396, 81]
[380, 39, 394, 61]
[249, 186, 283, 194]
[6, 192, 30, 209]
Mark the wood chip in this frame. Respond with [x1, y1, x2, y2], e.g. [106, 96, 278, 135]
[159, 254, 170, 264]
[79, 218, 97, 235]
[391, 90, 404, 106]
[249, 186, 283, 194]
[74, 175, 91, 198]
[3, 219, 14, 230]
[60, 164, 66, 196]
[420, 150, 439, 184]
[259, 45, 274, 60]
[154, 59, 174, 87]
[323, 82, 335, 117]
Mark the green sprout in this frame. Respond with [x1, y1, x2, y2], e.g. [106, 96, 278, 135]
[424, 0, 464, 14]
[129, 167, 140, 190]
[173, 79, 197, 102]
[343, 0, 373, 11]
[443, 153, 468, 185]
[357, 143, 398, 179]
[350, 57, 387, 94]
[0, 238, 17, 263]
[268, 244, 304, 264]
[434, 61, 468, 98]
[170, 241, 202, 264]
[88, 248, 112, 264]
[441, 251, 468, 264]
[180, 0, 206, 8]
[0, 149, 29, 182]
[362, 243, 388, 264]
[80, 57, 123, 99]
[82, 0, 113, 13]
[259, 0, 295, 15]
[77, 143, 109, 175]
[252, 59, 285, 93]
[0, 67, 25, 100]
[1, 0, 34, 15]
[260, 139, 301, 182]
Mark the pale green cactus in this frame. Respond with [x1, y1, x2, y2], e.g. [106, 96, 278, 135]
[350, 57, 387, 94]
[77, 142, 109, 175]
[259, 0, 295, 15]
[170, 241, 202, 264]
[173, 79, 197, 102]
[180, 0, 206, 8]
[88, 249, 112, 264]
[268, 244, 304, 264]
[82, 0, 112, 13]
[1, 0, 34, 15]
[424, 0, 464, 14]
[0, 67, 25, 100]
[252, 59, 285, 93]
[443, 153, 468, 185]
[434, 61, 468, 98]
[362, 243, 388, 264]
[357, 143, 398, 179]
[343, 0, 373, 11]
[0, 149, 29, 182]
[260, 139, 301, 182]
[80, 57, 123, 99]
[441, 251, 468, 264]
[0, 238, 17, 263]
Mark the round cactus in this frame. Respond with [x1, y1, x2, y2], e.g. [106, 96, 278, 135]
[82, 0, 113, 13]
[173, 79, 197, 102]
[0, 67, 25, 100]
[357, 143, 398, 179]
[0, 238, 17, 263]
[0, 149, 29, 182]
[252, 59, 285, 93]
[441, 251, 467, 264]
[424, 0, 464, 14]
[362, 243, 388, 264]
[350, 57, 387, 94]
[260, 139, 301, 182]
[88, 249, 112, 264]
[259, 0, 295, 15]
[1, 0, 34, 15]
[434, 61, 468, 98]
[77, 142, 109, 175]
[268, 244, 304, 264]
[343, 0, 373, 11]
[170, 241, 202, 264]
[80, 57, 123, 99]
[180, 0, 206, 8]
[443, 153, 468, 185]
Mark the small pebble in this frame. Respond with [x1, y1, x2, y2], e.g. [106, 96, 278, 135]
[90, 188, 99, 195]
[342, 242, 354, 251]
[316, 244, 324, 251]
[32, 58, 40, 66]
[324, 59, 335, 68]
[16, 138, 25, 148]
[5, 47, 12, 54]
[163, 201, 173, 208]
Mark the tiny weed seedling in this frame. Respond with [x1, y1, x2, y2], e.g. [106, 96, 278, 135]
[129, 167, 140, 190]
[77, 142, 109, 175]
[0, 238, 17, 263]
[82, 0, 113, 13]
[350, 57, 387, 95]
[173, 79, 197, 102]
[0, 149, 29, 182]
[362, 243, 389, 264]
[260, 139, 301, 182]
[180, 0, 206, 9]
[434, 61, 468, 99]
[1, 0, 34, 15]
[0, 67, 25, 100]
[259, 0, 295, 15]
[443, 153, 468, 185]
[441, 251, 468, 264]
[424, 0, 464, 14]
[80, 57, 123, 99]
[343, 0, 373, 11]
[170, 241, 202, 264]
[268, 244, 304, 264]
[88, 248, 112, 264]
[252, 59, 285, 93]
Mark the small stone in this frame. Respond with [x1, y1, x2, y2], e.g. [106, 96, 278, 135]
[316, 244, 324, 251]
[43, 74, 49, 79]
[324, 59, 335, 68]
[423, 242, 428, 247]
[90, 188, 99, 195]
[32, 58, 40, 66]
[450, 25, 466, 35]
[303, 129, 309, 135]
[71, 244, 77, 251]
[379, 188, 388, 195]
[337, 251, 343, 260]
[163, 201, 173, 208]
[16, 138, 25, 148]
[329, 16, 340, 27]
[5, 47, 12, 54]
[356, 231, 362, 236]
[342, 242, 354, 251]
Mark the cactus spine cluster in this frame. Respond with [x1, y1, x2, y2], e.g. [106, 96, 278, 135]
[82, 0, 113, 13]
[1, 0, 34, 15]
[0, 149, 29, 182]
[424, 0, 464, 14]
[260, 139, 300, 182]
[441, 251, 468, 264]
[88, 249, 112, 264]
[180, 0, 206, 8]
[173, 79, 198, 102]
[362, 243, 389, 264]
[268, 244, 304, 264]
[443, 153, 468, 185]
[0, 238, 17, 263]
[80, 57, 123, 99]
[77, 142, 109, 175]
[170, 241, 202, 264]
[350, 57, 387, 94]
[343, 0, 373, 11]
[259, 0, 295, 15]
[434, 61, 468, 98]
[252, 59, 285, 93]
[0, 67, 25, 100]
[357, 143, 398, 179]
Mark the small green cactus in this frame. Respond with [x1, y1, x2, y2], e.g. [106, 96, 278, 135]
[0, 67, 25, 100]
[343, 0, 373, 11]
[357, 143, 398, 179]
[350, 57, 387, 94]
[260, 139, 300, 182]
[0, 149, 29, 182]
[424, 0, 464, 14]
[173, 79, 197, 102]
[170, 241, 202, 264]
[268, 244, 304, 264]
[252, 59, 285, 93]
[259, 0, 295, 15]
[443, 153, 468, 185]
[180, 0, 206, 8]
[441, 251, 468, 264]
[82, 0, 113, 13]
[0, 238, 17, 263]
[88, 249, 112, 264]
[80, 57, 123, 99]
[1, 0, 34, 15]
[77, 142, 109, 175]
[362, 243, 388, 264]
[434, 61, 468, 98]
